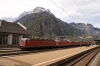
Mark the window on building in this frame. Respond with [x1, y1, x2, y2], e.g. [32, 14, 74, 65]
[12, 34, 19, 44]
[0, 33, 8, 44]
[23, 35, 29, 38]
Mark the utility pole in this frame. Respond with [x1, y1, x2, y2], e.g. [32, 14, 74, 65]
[50, 22, 52, 39]
[91, 31, 93, 36]
[91, 31, 93, 45]
[62, 32, 63, 36]
[74, 31, 76, 41]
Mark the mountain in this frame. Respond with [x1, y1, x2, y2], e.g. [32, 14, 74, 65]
[0, 17, 15, 22]
[1, 7, 52, 22]
[15, 7, 83, 39]
[16, 7, 52, 21]
[70, 22, 100, 38]
[32, 7, 52, 14]
[0, 11, 32, 22]
[15, 11, 32, 21]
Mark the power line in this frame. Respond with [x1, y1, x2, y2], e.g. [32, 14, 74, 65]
[73, 0, 90, 22]
[58, 0, 82, 22]
[0, 7, 20, 18]
[18, 0, 34, 8]
[0, 0, 34, 17]
[0, 6, 19, 14]
[49, 0, 80, 22]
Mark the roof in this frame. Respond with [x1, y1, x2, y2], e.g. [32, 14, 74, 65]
[0, 20, 30, 35]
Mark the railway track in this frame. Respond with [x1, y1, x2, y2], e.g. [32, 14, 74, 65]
[0, 47, 75, 57]
[48, 46, 100, 66]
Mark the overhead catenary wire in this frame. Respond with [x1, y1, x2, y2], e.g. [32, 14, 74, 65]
[1, 0, 34, 16]
[18, 0, 34, 8]
[73, 0, 90, 22]
[58, 0, 82, 22]
[0, 0, 34, 19]
[18, 0, 81, 23]
[0, 6, 19, 14]
[49, 0, 80, 22]
[18, 0, 90, 23]
[0, 6, 20, 20]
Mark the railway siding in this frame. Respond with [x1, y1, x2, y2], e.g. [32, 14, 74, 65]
[32, 45, 98, 66]
[48, 46, 100, 66]
[88, 50, 100, 66]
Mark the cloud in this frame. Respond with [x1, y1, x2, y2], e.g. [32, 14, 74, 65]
[0, 0, 100, 28]
[56, 0, 100, 28]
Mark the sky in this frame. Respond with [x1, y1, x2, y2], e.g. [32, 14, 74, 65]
[0, 0, 100, 28]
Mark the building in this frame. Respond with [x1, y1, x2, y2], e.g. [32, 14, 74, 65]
[0, 20, 30, 47]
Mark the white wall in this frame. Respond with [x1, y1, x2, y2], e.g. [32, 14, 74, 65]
[8, 34, 12, 45]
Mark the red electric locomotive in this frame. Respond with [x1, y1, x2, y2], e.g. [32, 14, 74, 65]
[19, 38, 56, 50]
[19, 38, 91, 50]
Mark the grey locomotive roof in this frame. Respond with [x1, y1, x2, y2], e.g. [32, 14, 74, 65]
[0, 20, 30, 35]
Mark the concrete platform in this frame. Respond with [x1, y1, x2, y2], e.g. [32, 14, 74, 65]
[0, 44, 19, 48]
[0, 48, 19, 50]
[0, 45, 98, 66]
[0, 48, 19, 52]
